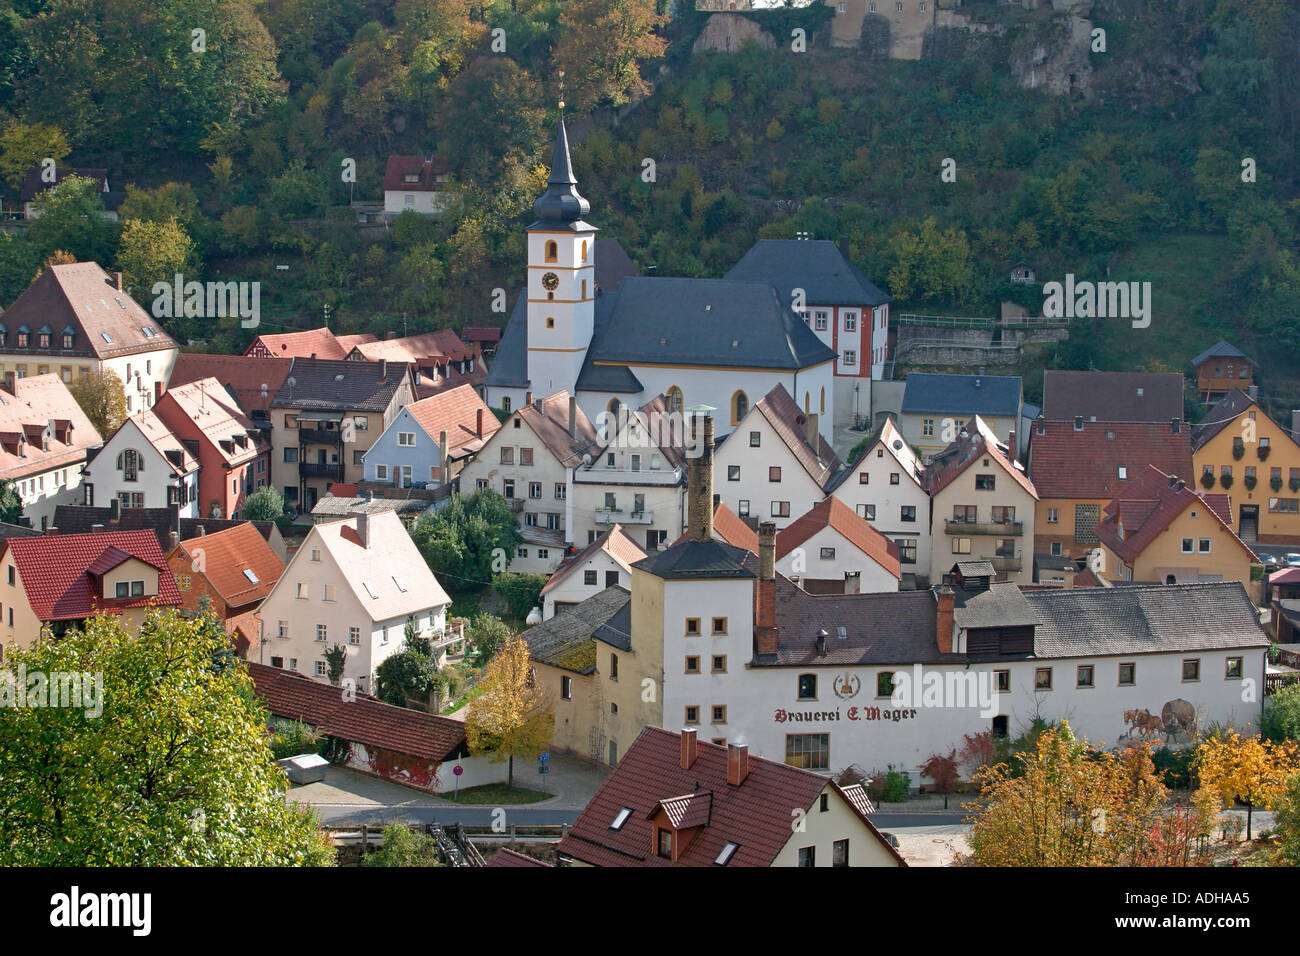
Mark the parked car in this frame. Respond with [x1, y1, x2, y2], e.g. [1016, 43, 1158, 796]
[1286, 553, 1300, 568]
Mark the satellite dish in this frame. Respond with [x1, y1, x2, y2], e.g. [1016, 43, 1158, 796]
[892, 439, 903, 451]
[525, 607, 542, 627]
[582, 453, 592, 466]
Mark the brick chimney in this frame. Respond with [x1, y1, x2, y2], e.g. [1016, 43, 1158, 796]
[356, 512, 370, 549]
[726, 743, 749, 787]
[525, 390, 533, 407]
[109, 498, 120, 521]
[378, 359, 388, 382]
[804, 412, 819, 451]
[568, 395, 577, 439]
[686, 413, 715, 543]
[935, 586, 955, 654]
[754, 521, 777, 657]
[475, 407, 483, 438]
[113, 271, 123, 291]
[680, 728, 698, 770]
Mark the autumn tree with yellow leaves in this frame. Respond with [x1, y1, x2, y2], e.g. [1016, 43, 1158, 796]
[1194, 732, 1300, 840]
[966, 723, 1213, 866]
[464, 634, 554, 789]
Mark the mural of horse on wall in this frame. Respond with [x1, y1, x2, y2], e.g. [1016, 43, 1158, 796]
[1121, 699, 1199, 745]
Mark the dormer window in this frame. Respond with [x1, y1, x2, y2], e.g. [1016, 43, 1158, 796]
[16, 328, 28, 348]
[62, 332, 74, 349]
[38, 333, 50, 349]
[656, 828, 673, 860]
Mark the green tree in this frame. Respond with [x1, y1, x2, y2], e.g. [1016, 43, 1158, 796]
[886, 218, 974, 305]
[117, 182, 205, 237]
[374, 630, 439, 706]
[0, 233, 40, 307]
[67, 367, 126, 438]
[25, 175, 118, 264]
[490, 572, 547, 622]
[0, 478, 22, 524]
[362, 824, 442, 866]
[115, 217, 198, 294]
[1272, 772, 1300, 866]
[553, 0, 668, 112]
[409, 489, 521, 588]
[0, 609, 334, 865]
[467, 612, 512, 666]
[323, 644, 347, 687]
[1262, 682, 1300, 743]
[243, 485, 285, 522]
[0, 122, 69, 190]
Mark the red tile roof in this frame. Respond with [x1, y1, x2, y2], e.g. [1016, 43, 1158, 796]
[925, 415, 1038, 500]
[541, 524, 646, 596]
[404, 384, 501, 462]
[350, 330, 475, 364]
[383, 155, 449, 192]
[754, 383, 845, 490]
[486, 848, 551, 867]
[153, 377, 267, 468]
[516, 391, 600, 469]
[4, 529, 181, 621]
[462, 326, 502, 344]
[245, 327, 349, 360]
[775, 496, 902, 580]
[0, 373, 103, 481]
[1095, 465, 1253, 565]
[556, 727, 906, 867]
[1027, 420, 1193, 500]
[247, 662, 467, 762]
[669, 501, 759, 552]
[168, 353, 293, 415]
[175, 522, 284, 608]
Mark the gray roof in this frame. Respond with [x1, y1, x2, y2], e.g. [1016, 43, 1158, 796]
[1192, 340, 1256, 368]
[725, 239, 891, 308]
[1025, 582, 1269, 658]
[525, 586, 630, 673]
[594, 239, 640, 293]
[1041, 370, 1185, 423]
[901, 373, 1022, 418]
[954, 560, 996, 578]
[527, 118, 595, 232]
[953, 583, 1040, 630]
[587, 277, 836, 371]
[310, 496, 429, 518]
[482, 292, 530, 391]
[633, 538, 755, 580]
[767, 579, 942, 666]
[272, 358, 409, 412]
[593, 600, 632, 652]
[1190, 389, 1257, 451]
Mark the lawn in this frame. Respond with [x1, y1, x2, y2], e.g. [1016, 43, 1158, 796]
[448, 782, 552, 805]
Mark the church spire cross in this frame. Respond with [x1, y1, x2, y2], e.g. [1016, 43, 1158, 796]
[531, 112, 591, 226]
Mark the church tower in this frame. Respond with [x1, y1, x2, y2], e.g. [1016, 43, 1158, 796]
[525, 117, 598, 399]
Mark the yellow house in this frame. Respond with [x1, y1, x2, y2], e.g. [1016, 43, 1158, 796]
[0, 529, 182, 649]
[1094, 465, 1258, 593]
[1191, 389, 1300, 545]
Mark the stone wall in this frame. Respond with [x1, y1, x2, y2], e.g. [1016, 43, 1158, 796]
[693, 12, 776, 53]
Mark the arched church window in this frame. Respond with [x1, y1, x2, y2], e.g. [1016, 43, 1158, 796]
[666, 387, 683, 414]
[546, 317, 555, 328]
[581, 240, 589, 262]
[732, 391, 748, 425]
[545, 241, 558, 263]
[804, 392, 810, 414]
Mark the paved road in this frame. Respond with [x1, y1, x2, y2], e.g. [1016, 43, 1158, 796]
[311, 803, 582, 827]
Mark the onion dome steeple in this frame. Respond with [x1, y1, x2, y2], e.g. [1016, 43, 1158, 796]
[530, 116, 592, 229]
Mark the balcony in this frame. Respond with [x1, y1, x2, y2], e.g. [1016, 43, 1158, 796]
[505, 497, 525, 513]
[944, 519, 1024, 536]
[991, 555, 1022, 574]
[301, 462, 343, 481]
[428, 621, 466, 659]
[299, 427, 343, 445]
[595, 508, 653, 525]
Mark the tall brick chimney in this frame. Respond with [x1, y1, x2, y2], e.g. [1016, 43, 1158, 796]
[754, 521, 777, 657]
[475, 407, 483, 438]
[935, 586, 955, 654]
[439, 429, 449, 486]
[680, 728, 697, 770]
[686, 413, 715, 543]
[726, 743, 749, 787]
[568, 395, 577, 439]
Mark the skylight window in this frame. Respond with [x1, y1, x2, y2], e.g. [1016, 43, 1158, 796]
[715, 842, 739, 865]
[363, 581, 379, 599]
[100, 332, 113, 344]
[242, 569, 259, 584]
[392, 575, 407, 592]
[610, 807, 632, 831]
[141, 326, 157, 337]
[334, 374, 346, 381]
[1118, 467, 1127, 479]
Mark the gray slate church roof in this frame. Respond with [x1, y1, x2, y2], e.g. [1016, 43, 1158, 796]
[725, 239, 891, 308]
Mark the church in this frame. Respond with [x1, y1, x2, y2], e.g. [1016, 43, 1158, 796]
[482, 119, 891, 440]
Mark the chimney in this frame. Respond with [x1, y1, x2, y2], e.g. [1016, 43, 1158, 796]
[475, 408, 483, 438]
[195, 525, 205, 537]
[686, 413, 715, 543]
[726, 744, 749, 787]
[568, 395, 577, 439]
[439, 429, 449, 486]
[386, 330, 398, 340]
[1171, 417, 1181, 434]
[1, 371, 13, 394]
[844, 569, 861, 594]
[1168, 474, 1178, 489]
[356, 512, 370, 549]
[525, 391, 533, 407]
[1248, 385, 1259, 401]
[1291, 411, 1300, 440]
[1007, 429, 1016, 456]
[168, 530, 179, 550]
[1175, 479, 1186, 493]
[42, 525, 58, 536]
[804, 412, 819, 451]
[816, 629, 828, 656]
[91, 523, 105, 532]
[113, 272, 123, 291]
[378, 359, 387, 382]
[680, 728, 698, 770]
[935, 586, 955, 654]
[754, 522, 777, 657]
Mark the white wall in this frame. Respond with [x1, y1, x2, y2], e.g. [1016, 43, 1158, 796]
[83, 418, 198, 516]
[345, 742, 506, 793]
[543, 550, 630, 619]
[830, 448, 931, 585]
[777, 524, 899, 594]
[714, 414, 826, 529]
[770, 783, 900, 867]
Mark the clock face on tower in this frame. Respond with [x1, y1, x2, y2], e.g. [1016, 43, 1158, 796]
[541, 272, 560, 291]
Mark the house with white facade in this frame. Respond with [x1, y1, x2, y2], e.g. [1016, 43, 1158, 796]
[362, 383, 499, 489]
[571, 394, 689, 554]
[713, 383, 847, 530]
[455, 391, 601, 574]
[0, 262, 179, 415]
[725, 238, 892, 425]
[898, 372, 1022, 459]
[775, 497, 901, 595]
[829, 415, 931, 587]
[257, 510, 454, 694]
[0, 372, 103, 530]
[481, 119, 839, 445]
[383, 155, 454, 217]
[539, 524, 646, 620]
[82, 409, 200, 516]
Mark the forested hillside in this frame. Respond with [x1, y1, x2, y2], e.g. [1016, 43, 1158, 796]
[0, 0, 1296, 409]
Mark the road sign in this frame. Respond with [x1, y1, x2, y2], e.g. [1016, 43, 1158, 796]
[539, 753, 549, 763]
[453, 765, 463, 776]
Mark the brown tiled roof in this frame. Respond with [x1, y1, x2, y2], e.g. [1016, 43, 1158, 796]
[516, 391, 600, 469]
[130, 408, 199, 474]
[556, 727, 905, 867]
[1041, 370, 1185, 423]
[0, 262, 178, 359]
[382, 155, 449, 192]
[403, 384, 500, 462]
[271, 357, 411, 413]
[540, 525, 645, 596]
[1095, 465, 1252, 565]
[350, 330, 474, 364]
[486, 848, 552, 867]
[52, 504, 280, 552]
[168, 353, 293, 416]
[245, 327, 348, 360]
[153, 377, 267, 468]
[924, 416, 1038, 500]
[174, 522, 283, 608]
[667, 501, 758, 552]
[247, 662, 467, 762]
[334, 333, 379, 351]
[1190, 389, 1294, 453]
[1027, 420, 1192, 499]
[775, 497, 901, 581]
[0, 374, 103, 481]
[461, 326, 501, 344]
[754, 383, 845, 490]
